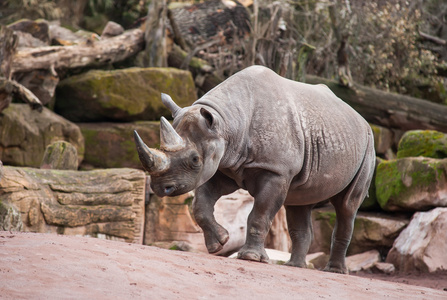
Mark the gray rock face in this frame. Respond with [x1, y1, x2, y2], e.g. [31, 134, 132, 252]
[386, 207, 447, 273]
[40, 141, 79, 170]
[55, 67, 197, 122]
[310, 206, 409, 255]
[0, 200, 23, 231]
[0, 104, 84, 167]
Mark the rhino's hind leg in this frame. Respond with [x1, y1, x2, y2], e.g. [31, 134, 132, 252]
[324, 146, 375, 274]
[284, 204, 314, 268]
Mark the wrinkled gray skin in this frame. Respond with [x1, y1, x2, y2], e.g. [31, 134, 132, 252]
[134, 66, 375, 274]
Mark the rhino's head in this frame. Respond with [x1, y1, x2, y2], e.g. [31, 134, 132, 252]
[134, 94, 225, 197]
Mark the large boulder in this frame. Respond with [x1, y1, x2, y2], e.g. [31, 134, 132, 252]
[310, 206, 409, 256]
[0, 166, 146, 243]
[0, 104, 84, 167]
[386, 207, 447, 273]
[78, 122, 159, 169]
[55, 67, 197, 122]
[397, 130, 447, 159]
[376, 157, 447, 211]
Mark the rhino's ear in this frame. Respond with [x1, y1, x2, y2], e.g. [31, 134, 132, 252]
[161, 93, 181, 118]
[200, 107, 214, 128]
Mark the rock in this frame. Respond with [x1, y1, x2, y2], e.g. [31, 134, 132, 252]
[145, 191, 206, 252]
[101, 21, 124, 38]
[144, 189, 254, 255]
[13, 69, 59, 106]
[214, 190, 255, 255]
[0, 166, 146, 243]
[0, 199, 23, 231]
[306, 252, 329, 270]
[370, 124, 394, 156]
[310, 206, 409, 255]
[0, 104, 84, 167]
[375, 157, 447, 211]
[397, 130, 447, 159]
[0, 160, 3, 181]
[49, 23, 87, 46]
[78, 122, 159, 169]
[40, 141, 79, 170]
[373, 262, 396, 275]
[8, 19, 50, 45]
[55, 67, 197, 122]
[346, 250, 381, 272]
[265, 206, 291, 252]
[261, 248, 291, 265]
[13, 31, 48, 48]
[386, 207, 447, 273]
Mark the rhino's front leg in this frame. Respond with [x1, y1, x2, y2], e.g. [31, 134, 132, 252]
[192, 172, 238, 253]
[238, 173, 287, 263]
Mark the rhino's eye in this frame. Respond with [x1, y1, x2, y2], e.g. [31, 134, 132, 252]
[190, 153, 201, 168]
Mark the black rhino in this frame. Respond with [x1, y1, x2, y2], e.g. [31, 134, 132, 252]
[134, 65, 375, 274]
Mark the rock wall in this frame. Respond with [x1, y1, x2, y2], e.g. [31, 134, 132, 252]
[0, 166, 146, 243]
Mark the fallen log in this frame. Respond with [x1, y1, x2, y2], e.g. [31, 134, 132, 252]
[306, 75, 447, 133]
[0, 78, 43, 112]
[11, 28, 144, 74]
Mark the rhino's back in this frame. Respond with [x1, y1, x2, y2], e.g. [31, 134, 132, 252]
[197, 66, 373, 202]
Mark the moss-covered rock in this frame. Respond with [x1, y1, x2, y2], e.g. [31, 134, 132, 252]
[376, 157, 447, 211]
[55, 67, 197, 122]
[40, 141, 79, 170]
[397, 130, 447, 159]
[370, 124, 394, 155]
[310, 206, 409, 256]
[0, 104, 84, 167]
[78, 121, 159, 169]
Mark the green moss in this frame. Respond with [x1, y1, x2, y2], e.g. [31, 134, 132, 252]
[316, 211, 336, 226]
[397, 130, 447, 159]
[375, 160, 405, 209]
[376, 157, 446, 210]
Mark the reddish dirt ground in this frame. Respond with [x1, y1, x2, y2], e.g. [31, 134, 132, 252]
[0, 231, 446, 299]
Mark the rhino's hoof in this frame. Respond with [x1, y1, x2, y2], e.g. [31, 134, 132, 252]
[284, 260, 307, 268]
[237, 249, 269, 263]
[323, 265, 348, 274]
[204, 226, 229, 254]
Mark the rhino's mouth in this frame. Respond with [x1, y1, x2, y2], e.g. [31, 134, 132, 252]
[155, 183, 188, 197]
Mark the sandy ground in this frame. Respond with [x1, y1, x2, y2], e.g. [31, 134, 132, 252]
[0, 231, 446, 300]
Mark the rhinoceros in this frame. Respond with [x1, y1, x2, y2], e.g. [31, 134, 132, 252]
[134, 65, 375, 273]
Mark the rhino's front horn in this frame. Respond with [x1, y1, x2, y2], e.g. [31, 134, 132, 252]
[160, 117, 185, 151]
[134, 130, 169, 174]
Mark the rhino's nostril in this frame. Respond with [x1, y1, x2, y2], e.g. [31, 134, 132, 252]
[164, 185, 175, 195]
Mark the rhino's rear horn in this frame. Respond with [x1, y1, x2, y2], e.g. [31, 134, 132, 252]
[134, 130, 169, 174]
[160, 117, 185, 151]
[161, 93, 181, 118]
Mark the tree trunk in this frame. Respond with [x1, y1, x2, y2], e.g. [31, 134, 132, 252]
[142, 0, 168, 68]
[305, 75, 447, 133]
